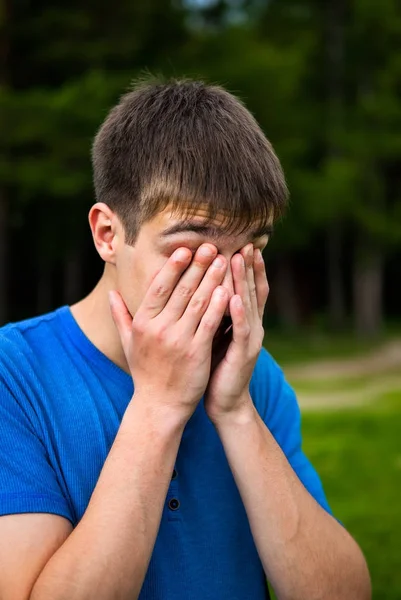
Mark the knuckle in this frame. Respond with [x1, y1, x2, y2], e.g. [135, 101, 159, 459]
[154, 284, 170, 298]
[251, 330, 264, 353]
[202, 317, 216, 332]
[243, 324, 251, 338]
[254, 334, 263, 352]
[189, 295, 208, 313]
[168, 335, 182, 350]
[154, 322, 168, 342]
[176, 285, 194, 298]
[185, 346, 198, 361]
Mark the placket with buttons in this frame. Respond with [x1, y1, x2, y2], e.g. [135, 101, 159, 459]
[167, 466, 181, 520]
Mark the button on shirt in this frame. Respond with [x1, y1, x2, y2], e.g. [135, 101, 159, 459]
[0, 307, 333, 600]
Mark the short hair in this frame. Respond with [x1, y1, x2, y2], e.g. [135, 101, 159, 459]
[92, 77, 288, 244]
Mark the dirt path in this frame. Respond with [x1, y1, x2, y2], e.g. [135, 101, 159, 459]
[296, 374, 401, 410]
[283, 339, 401, 411]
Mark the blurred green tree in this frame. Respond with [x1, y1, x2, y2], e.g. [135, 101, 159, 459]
[255, 0, 401, 335]
[1, 0, 401, 334]
[1, 0, 189, 317]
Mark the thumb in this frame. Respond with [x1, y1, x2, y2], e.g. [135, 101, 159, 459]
[108, 290, 133, 356]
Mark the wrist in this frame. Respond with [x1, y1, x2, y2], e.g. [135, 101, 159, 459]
[208, 392, 257, 429]
[126, 393, 191, 432]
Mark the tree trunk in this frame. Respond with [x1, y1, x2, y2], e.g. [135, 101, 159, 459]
[327, 221, 346, 329]
[274, 256, 300, 330]
[0, 195, 7, 325]
[64, 249, 83, 305]
[325, 0, 346, 329]
[353, 237, 383, 336]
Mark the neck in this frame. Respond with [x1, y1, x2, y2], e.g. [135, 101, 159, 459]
[70, 268, 130, 375]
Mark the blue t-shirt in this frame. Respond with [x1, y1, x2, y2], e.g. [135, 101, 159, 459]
[0, 307, 332, 599]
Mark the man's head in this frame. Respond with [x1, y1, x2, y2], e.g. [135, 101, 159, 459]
[89, 77, 288, 317]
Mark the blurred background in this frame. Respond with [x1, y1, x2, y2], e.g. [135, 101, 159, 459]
[1, 0, 400, 597]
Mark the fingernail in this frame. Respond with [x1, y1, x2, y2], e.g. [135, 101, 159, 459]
[175, 249, 189, 261]
[200, 245, 215, 257]
[213, 257, 224, 268]
[108, 291, 114, 306]
[255, 249, 263, 262]
[238, 254, 245, 267]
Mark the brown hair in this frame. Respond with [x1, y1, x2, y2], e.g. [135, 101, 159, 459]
[92, 77, 288, 244]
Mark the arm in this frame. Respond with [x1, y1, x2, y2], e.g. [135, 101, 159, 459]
[30, 398, 186, 600]
[213, 395, 371, 600]
[0, 242, 230, 600]
[203, 245, 371, 600]
[0, 514, 73, 600]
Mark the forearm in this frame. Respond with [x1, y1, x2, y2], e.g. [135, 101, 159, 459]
[31, 396, 187, 600]
[213, 399, 371, 600]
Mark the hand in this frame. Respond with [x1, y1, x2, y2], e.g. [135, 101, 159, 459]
[109, 244, 229, 422]
[204, 244, 269, 423]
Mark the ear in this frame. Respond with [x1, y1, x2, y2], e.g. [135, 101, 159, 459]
[88, 203, 123, 264]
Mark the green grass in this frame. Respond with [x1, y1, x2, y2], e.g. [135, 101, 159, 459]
[264, 334, 401, 598]
[299, 393, 401, 599]
[268, 392, 401, 599]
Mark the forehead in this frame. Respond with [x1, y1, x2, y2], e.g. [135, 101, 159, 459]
[149, 204, 273, 239]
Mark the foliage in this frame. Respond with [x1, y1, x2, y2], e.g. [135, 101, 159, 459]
[1, 0, 401, 324]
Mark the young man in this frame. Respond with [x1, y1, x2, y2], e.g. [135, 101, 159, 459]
[0, 79, 370, 600]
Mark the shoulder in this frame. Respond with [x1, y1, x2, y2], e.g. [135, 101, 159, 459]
[0, 309, 69, 442]
[0, 308, 62, 342]
[0, 308, 62, 357]
[0, 308, 64, 395]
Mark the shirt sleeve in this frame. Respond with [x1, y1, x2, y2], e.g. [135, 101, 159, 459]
[0, 374, 74, 524]
[256, 349, 333, 515]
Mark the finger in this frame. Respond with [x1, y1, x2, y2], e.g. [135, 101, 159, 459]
[240, 243, 258, 317]
[230, 294, 251, 346]
[193, 286, 229, 348]
[253, 249, 269, 321]
[231, 250, 251, 318]
[139, 247, 193, 319]
[161, 244, 220, 322]
[179, 253, 227, 335]
[108, 290, 133, 356]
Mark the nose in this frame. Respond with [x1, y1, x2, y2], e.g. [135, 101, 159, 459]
[221, 260, 235, 316]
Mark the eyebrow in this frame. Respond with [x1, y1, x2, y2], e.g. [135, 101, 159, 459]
[159, 222, 274, 240]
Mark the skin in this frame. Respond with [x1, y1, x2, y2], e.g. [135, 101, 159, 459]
[0, 200, 371, 600]
[70, 201, 270, 394]
[72, 201, 370, 599]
